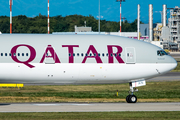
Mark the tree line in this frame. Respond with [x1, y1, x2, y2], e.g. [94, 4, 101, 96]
[0, 14, 141, 33]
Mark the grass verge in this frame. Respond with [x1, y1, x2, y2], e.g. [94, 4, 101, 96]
[0, 112, 180, 120]
[171, 58, 180, 72]
[0, 81, 180, 103]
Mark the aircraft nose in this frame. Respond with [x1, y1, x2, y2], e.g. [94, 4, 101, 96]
[170, 57, 177, 70]
[156, 56, 177, 74]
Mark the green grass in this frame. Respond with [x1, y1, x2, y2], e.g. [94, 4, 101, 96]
[0, 81, 180, 102]
[171, 58, 180, 72]
[173, 62, 180, 71]
[0, 81, 180, 99]
[0, 112, 179, 120]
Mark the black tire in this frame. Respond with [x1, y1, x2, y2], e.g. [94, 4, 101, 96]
[126, 95, 131, 103]
[129, 95, 137, 103]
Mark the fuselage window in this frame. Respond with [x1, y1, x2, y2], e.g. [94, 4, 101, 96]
[13, 53, 16, 56]
[77, 53, 79, 56]
[5, 53, 7, 56]
[26, 53, 28, 56]
[111, 53, 113, 57]
[106, 53, 109, 56]
[22, 53, 24, 56]
[86, 53, 88, 56]
[115, 53, 117, 57]
[98, 53, 100, 57]
[9, 53, 11, 56]
[69, 53, 71, 57]
[1, 53, 3, 56]
[18, 53, 20, 56]
[157, 50, 168, 56]
[102, 53, 104, 57]
[90, 53, 92, 56]
[73, 53, 75, 56]
[119, 53, 121, 57]
[81, 53, 83, 57]
[94, 53, 96, 56]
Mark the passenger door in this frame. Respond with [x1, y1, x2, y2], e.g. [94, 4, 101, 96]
[126, 47, 136, 64]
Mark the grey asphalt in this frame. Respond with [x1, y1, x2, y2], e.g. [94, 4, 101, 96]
[169, 53, 180, 58]
[160, 72, 180, 76]
[148, 72, 180, 82]
[0, 103, 180, 112]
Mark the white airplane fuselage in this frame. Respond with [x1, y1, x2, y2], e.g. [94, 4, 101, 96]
[0, 34, 177, 84]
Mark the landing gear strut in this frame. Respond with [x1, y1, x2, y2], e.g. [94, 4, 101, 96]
[126, 82, 138, 103]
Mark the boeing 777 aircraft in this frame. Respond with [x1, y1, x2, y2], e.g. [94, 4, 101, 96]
[0, 34, 177, 103]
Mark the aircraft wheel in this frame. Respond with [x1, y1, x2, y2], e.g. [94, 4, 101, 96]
[126, 95, 137, 103]
[126, 95, 131, 103]
[129, 95, 137, 103]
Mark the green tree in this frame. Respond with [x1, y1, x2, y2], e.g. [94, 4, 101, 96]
[0, 15, 141, 33]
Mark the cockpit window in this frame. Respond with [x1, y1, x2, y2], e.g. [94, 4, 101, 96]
[157, 50, 168, 56]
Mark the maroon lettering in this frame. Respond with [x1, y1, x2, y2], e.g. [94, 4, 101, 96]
[62, 45, 79, 63]
[40, 45, 60, 63]
[82, 45, 102, 63]
[11, 44, 36, 68]
[107, 45, 124, 63]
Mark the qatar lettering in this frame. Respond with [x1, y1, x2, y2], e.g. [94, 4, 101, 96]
[11, 44, 124, 68]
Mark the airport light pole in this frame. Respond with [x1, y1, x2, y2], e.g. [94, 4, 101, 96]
[9, 0, 13, 34]
[137, 4, 140, 40]
[48, 0, 50, 34]
[99, 0, 100, 34]
[116, 0, 125, 35]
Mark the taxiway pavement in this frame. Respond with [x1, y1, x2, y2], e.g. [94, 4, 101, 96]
[148, 72, 180, 82]
[0, 103, 180, 112]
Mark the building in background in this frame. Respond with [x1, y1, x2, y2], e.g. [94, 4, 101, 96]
[140, 24, 156, 40]
[74, 21, 92, 32]
[153, 23, 162, 41]
[161, 26, 170, 41]
[168, 6, 180, 44]
[74, 25, 92, 32]
[140, 24, 149, 36]
[151, 6, 180, 51]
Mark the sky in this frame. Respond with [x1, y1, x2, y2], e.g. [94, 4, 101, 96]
[0, 0, 180, 23]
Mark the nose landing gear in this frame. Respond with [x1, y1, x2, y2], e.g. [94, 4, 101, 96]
[125, 79, 146, 103]
[126, 82, 138, 103]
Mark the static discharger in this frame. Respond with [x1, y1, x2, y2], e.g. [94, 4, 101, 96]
[0, 84, 24, 89]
